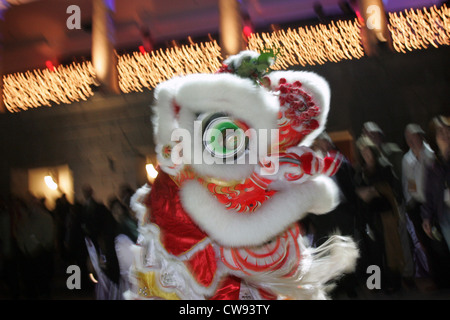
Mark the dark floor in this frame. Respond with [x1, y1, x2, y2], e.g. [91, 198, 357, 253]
[334, 277, 450, 300]
[2, 255, 450, 300]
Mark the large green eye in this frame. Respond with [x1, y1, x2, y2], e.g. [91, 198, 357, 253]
[202, 114, 247, 159]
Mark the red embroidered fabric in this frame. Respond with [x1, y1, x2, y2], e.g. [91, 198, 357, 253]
[184, 244, 217, 287]
[198, 173, 277, 213]
[148, 171, 208, 256]
[276, 78, 321, 151]
[209, 276, 241, 300]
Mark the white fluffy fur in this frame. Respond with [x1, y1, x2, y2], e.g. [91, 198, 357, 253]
[153, 73, 279, 145]
[296, 235, 359, 298]
[152, 69, 332, 180]
[129, 184, 151, 225]
[176, 73, 279, 132]
[179, 175, 339, 247]
[244, 234, 359, 300]
[158, 73, 280, 180]
[151, 75, 189, 146]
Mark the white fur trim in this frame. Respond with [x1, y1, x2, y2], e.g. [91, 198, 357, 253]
[152, 76, 186, 146]
[246, 234, 359, 300]
[223, 50, 261, 69]
[152, 73, 281, 179]
[153, 73, 280, 147]
[130, 184, 152, 225]
[176, 73, 279, 133]
[173, 73, 280, 180]
[126, 223, 228, 299]
[179, 175, 339, 247]
[292, 235, 359, 299]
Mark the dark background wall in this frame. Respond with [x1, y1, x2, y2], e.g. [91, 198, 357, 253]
[0, 91, 155, 203]
[1, 45, 449, 204]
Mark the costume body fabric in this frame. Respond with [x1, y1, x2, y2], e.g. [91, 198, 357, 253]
[126, 51, 359, 300]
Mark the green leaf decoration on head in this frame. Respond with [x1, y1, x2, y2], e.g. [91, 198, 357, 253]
[234, 48, 278, 84]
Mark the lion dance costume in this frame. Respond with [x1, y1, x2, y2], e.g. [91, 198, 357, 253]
[126, 50, 358, 300]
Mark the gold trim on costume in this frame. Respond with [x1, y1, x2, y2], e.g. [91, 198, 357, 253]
[136, 271, 181, 300]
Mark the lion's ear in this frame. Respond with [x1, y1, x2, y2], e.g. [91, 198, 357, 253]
[151, 76, 187, 175]
[152, 76, 186, 146]
[263, 70, 331, 150]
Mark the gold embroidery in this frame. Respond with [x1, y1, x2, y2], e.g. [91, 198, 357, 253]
[136, 271, 180, 300]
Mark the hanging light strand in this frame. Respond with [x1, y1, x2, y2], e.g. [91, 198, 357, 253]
[3, 61, 98, 113]
[117, 40, 223, 93]
[388, 4, 450, 53]
[247, 19, 365, 68]
[2, 5, 450, 112]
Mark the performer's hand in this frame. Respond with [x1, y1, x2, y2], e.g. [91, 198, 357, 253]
[422, 219, 433, 239]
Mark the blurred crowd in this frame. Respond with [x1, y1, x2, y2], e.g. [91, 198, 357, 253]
[0, 114, 449, 300]
[0, 183, 139, 299]
[307, 115, 450, 297]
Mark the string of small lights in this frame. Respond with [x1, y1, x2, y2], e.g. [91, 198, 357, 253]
[247, 19, 365, 69]
[2, 61, 98, 113]
[388, 4, 450, 53]
[117, 40, 223, 93]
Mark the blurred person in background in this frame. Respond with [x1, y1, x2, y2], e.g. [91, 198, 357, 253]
[15, 195, 55, 299]
[65, 201, 93, 295]
[359, 122, 415, 285]
[81, 185, 121, 299]
[53, 193, 71, 262]
[359, 121, 403, 190]
[109, 197, 138, 297]
[420, 115, 450, 289]
[0, 195, 21, 299]
[402, 124, 435, 279]
[119, 184, 135, 210]
[354, 141, 405, 293]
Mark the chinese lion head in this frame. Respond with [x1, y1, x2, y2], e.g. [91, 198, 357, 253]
[127, 50, 358, 300]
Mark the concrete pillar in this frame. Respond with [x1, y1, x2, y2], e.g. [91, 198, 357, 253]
[357, 0, 393, 56]
[92, 0, 119, 94]
[0, 50, 4, 113]
[0, 5, 6, 113]
[218, 0, 244, 58]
